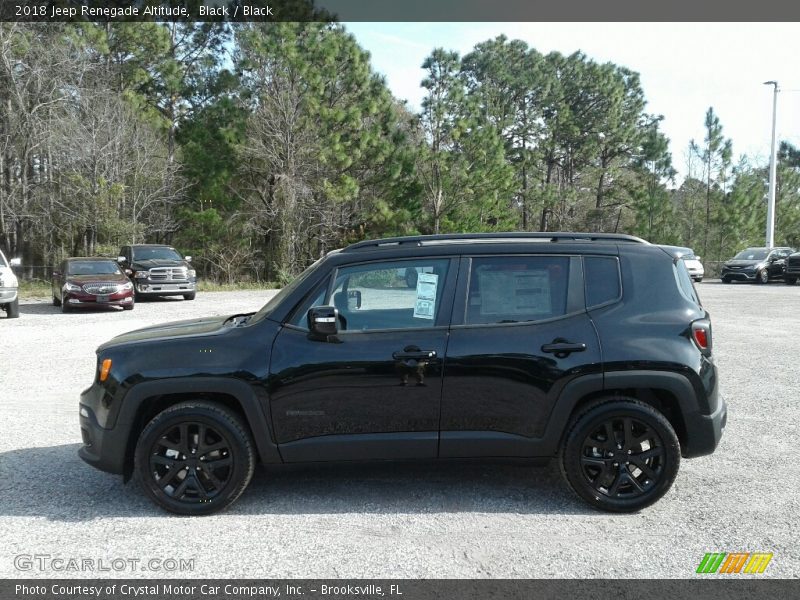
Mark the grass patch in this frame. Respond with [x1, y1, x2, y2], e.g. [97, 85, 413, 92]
[18, 280, 52, 299]
[196, 281, 280, 292]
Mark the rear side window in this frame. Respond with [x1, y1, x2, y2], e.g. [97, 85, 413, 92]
[675, 259, 701, 306]
[584, 256, 621, 308]
[466, 256, 570, 325]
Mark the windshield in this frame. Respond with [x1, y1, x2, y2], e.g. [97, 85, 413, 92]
[132, 247, 182, 261]
[734, 249, 768, 261]
[68, 261, 122, 276]
[251, 256, 327, 323]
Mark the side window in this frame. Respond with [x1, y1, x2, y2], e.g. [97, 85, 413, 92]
[674, 259, 701, 306]
[466, 256, 570, 325]
[328, 259, 450, 331]
[584, 256, 621, 308]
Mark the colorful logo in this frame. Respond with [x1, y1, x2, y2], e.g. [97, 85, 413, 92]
[696, 552, 773, 574]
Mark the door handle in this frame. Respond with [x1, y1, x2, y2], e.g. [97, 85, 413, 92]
[541, 341, 587, 356]
[392, 348, 437, 360]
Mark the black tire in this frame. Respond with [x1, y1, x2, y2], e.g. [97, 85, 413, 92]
[60, 293, 70, 313]
[721, 277, 731, 284]
[183, 292, 196, 301]
[5, 297, 19, 318]
[123, 303, 134, 311]
[561, 398, 680, 513]
[785, 277, 797, 286]
[694, 277, 703, 283]
[134, 401, 255, 516]
[53, 294, 61, 307]
[756, 269, 769, 284]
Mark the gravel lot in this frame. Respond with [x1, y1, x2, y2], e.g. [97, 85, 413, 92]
[1, 282, 798, 579]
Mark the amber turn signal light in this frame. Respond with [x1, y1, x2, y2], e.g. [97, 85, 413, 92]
[99, 358, 112, 382]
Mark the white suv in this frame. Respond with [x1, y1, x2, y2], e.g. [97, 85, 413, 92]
[0, 249, 21, 318]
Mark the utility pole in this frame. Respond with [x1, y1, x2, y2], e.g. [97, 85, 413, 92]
[764, 81, 779, 248]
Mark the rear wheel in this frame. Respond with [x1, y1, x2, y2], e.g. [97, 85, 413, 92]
[134, 402, 255, 515]
[561, 399, 680, 512]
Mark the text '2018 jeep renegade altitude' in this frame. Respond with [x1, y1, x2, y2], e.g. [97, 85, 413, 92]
[79, 233, 727, 515]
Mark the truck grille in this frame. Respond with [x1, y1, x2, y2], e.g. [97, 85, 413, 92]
[787, 256, 800, 269]
[83, 282, 124, 294]
[149, 267, 188, 281]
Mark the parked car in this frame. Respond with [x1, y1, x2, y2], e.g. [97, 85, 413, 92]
[79, 232, 726, 515]
[784, 251, 800, 285]
[660, 246, 704, 282]
[720, 247, 794, 284]
[0, 249, 21, 319]
[52, 258, 134, 312]
[117, 244, 196, 300]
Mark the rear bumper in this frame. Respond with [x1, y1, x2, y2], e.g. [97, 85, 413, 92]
[682, 394, 727, 458]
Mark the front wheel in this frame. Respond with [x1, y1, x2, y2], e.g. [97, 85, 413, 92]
[183, 292, 196, 301]
[721, 277, 731, 284]
[134, 402, 255, 515]
[561, 399, 680, 512]
[785, 277, 797, 285]
[5, 298, 19, 318]
[757, 269, 769, 284]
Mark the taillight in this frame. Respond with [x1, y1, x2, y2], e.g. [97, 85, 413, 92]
[691, 319, 711, 355]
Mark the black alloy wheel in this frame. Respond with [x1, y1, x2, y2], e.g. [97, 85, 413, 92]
[135, 402, 255, 515]
[561, 399, 680, 512]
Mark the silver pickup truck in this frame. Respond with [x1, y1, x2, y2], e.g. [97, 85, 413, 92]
[0, 249, 21, 318]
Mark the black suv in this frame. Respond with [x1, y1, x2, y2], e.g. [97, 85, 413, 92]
[117, 244, 197, 300]
[79, 233, 726, 515]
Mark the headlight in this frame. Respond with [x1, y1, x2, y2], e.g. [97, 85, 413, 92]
[188, 269, 196, 278]
[134, 270, 149, 279]
[64, 282, 82, 292]
[121, 281, 133, 291]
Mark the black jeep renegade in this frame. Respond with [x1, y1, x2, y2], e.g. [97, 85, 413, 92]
[79, 232, 727, 515]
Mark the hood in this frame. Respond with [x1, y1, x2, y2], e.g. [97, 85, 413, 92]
[725, 259, 763, 267]
[66, 273, 129, 284]
[98, 315, 229, 351]
[130, 258, 188, 270]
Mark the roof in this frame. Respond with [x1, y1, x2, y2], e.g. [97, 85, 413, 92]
[65, 256, 117, 262]
[343, 232, 649, 252]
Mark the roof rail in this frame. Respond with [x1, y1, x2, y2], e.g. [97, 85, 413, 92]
[343, 232, 649, 252]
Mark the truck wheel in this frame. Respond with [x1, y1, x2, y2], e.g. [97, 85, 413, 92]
[134, 401, 255, 516]
[561, 398, 680, 513]
[183, 292, 196, 301]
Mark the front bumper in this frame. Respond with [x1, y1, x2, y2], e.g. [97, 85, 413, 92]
[65, 290, 133, 308]
[135, 280, 196, 296]
[78, 382, 130, 475]
[682, 394, 727, 458]
[720, 268, 756, 281]
[0, 287, 18, 303]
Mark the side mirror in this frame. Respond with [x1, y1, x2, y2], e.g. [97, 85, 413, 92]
[347, 289, 362, 310]
[185, 256, 192, 262]
[9, 257, 21, 267]
[124, 268, 133, 276]
[117, 256, 126, 264]
[308, 306, 338, 337]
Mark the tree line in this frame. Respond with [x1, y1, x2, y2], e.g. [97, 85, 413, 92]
[2, 22, 799, 283]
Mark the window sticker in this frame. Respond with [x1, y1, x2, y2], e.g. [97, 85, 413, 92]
[413, 272, 438, 319]
[479, 270, 551, 316]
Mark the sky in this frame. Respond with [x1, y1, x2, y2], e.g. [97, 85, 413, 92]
[343, 22, 800, 181]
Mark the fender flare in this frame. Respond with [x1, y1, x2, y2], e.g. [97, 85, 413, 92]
[118, 377, 282, 469]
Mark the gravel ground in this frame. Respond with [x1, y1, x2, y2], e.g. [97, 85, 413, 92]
[0, 282, 798, 579]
